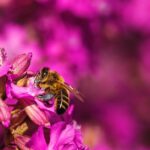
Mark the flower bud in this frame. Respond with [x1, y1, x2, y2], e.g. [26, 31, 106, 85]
[11, 52, 32, 77]
[0, 99, 10, 127]
[25, 104, 50, 128]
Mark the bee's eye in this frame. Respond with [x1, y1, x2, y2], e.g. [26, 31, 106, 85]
[41, 71, 47, 78]
[43, 72, 47, 76]
[41, 67, 49, 78]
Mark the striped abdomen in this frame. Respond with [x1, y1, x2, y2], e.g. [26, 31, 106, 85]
[55, 88, 70, 114]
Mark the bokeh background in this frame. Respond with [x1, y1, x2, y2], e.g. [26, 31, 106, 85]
[0, 0, 150, 149]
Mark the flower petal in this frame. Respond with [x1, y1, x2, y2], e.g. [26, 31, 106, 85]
[14, 135, 32, 150]
[57, 123, 75, 146]
[48, 122, 66, 149]
[26, 127, 47, 150]
[11, 80, 43, 98]
[0, 99, 10, 127]
[11, 86, 50, 127]
[48, 121, 88, 150]
[24, 104, 50, 127]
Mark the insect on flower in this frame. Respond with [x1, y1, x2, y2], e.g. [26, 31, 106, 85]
[0, 50, 88, 150]
[34, 67, 84, 114]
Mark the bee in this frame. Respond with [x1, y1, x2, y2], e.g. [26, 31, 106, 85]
[34, 67, 84, 114]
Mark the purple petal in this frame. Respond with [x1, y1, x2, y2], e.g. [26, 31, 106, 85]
[34, 98, 55, 112]
[27, 127, 47, 150]
[10, 80, 43, 98]
[57, 123, 75, 146]
[48, 122, 66, 149]
[48, 121, 88, 150]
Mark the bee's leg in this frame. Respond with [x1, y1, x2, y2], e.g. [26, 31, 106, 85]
[38, 93, 54, 101]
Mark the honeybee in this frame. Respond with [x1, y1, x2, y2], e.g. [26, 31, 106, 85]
[34, 67, 84, 114]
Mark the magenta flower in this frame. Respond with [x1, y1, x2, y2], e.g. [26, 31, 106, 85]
[26, 127, 47, 150]
[0, 49, 87, 150]
[11, 52, 32, 78]
[27, 121, 88, 150]
[48, 121, 88, 150]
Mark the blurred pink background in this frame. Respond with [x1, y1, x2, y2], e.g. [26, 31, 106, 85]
[0, 0, 150, 149]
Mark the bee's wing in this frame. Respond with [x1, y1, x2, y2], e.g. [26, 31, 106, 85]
[58, 81, 84, 102]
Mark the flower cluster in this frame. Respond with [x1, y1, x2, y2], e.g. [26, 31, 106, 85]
[1, 0, 150, 149]
[0, 49, 88, 150]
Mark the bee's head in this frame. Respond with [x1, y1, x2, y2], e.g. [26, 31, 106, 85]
[34, 67, 49, 84]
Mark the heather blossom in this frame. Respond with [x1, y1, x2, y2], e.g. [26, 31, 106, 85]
[0, 49, 87, 150]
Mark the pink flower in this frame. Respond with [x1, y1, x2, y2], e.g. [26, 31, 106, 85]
[11, 89, 50, 127]
[48, 121, 88, 150]
[26, 121, 88, 150]
[26, 127, 47, 150]
[0, 48, 32, 79]
[0, 49, 87, 149]
[10, 52, 32, 78]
